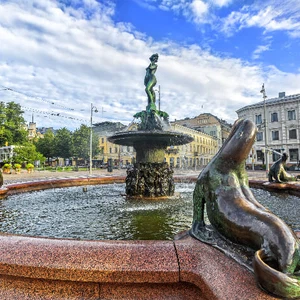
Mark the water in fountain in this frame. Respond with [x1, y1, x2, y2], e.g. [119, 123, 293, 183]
[0, 184, 298, 240]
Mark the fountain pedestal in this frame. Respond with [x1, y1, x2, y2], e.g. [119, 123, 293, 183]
[108, 110, 193, 198]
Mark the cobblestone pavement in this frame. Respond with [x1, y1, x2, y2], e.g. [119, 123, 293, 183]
[1, 168, 270, 185]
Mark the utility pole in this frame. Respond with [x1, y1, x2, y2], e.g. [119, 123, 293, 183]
[90, 103, 98, 175]
[260, 84, 269, 175]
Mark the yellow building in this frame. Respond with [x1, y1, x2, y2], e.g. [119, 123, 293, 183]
[98, 136, 135, 167]
[96, 121, 218, 169]
[165, 124, 218, 168]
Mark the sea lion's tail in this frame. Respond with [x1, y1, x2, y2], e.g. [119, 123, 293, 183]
[253, 249, 300, 299]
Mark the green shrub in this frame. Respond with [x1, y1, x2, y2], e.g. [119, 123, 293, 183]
[2, 163, 12, 170]
[26, 163, 34, 170]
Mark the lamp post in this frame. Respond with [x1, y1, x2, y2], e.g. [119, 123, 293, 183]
[158, 85, 161, 111]
[90, 103, 98, 175]
[260, 84, 269, 175]
[155, 85, 161, 111]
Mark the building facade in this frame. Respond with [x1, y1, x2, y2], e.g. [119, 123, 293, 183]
[96, 122, 218, 169]
[236, 92, 300, 168]
[94, 122, 135, 167]
[166, 124, 218, 168]
[172, 113, 232, 149]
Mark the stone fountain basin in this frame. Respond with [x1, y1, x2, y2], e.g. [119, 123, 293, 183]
[108, 130, 194, 147]
[0, 176, 297, 299]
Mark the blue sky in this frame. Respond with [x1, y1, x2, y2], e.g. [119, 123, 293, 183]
[1, 0, 300, 129]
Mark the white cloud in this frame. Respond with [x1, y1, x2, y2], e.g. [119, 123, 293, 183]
[252, 43, 271, 60]
[188, 0, 208, 23]
[220, 1, 300, 37]
[0, 0, 299, 130]
[209, 0, 232, 7]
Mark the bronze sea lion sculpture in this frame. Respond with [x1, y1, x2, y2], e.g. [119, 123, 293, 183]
[268, 152, 297, 183]
[190, 118, 300, 299]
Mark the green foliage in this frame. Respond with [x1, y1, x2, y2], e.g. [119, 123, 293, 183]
[72, 124, 99, 160]
[26, 163, 34, 170]
[13, 163, 21, 169]
[54, 127, 73, 159]
[2, 163, 11, 170]
[35, 130, 55, 161]
[13, 143, 45, 165]
[0, 101, 28, 146]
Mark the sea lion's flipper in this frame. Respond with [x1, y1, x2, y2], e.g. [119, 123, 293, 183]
[190, 221, 217, 244]
[192, 182, 206, 224]
[191, 182, 217, 244]
[254, 249, 300, 299]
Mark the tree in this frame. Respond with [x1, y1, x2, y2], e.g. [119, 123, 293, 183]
[35, 130, 55, 164]
[72, 124, 99, 160]
[53, 127, 73, 159]
[0, 101, 28, 146]
[13, 142, 45, 165]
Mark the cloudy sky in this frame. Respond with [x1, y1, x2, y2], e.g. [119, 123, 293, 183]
[1, 0, 300, 130]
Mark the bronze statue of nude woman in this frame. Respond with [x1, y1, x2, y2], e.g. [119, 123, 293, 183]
[144, 53, 158, 111]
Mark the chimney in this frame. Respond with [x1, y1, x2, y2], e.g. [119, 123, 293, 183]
[278, 92, 285, 98]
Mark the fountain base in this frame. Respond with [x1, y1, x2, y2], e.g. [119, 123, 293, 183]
[125, 162, 175, 197]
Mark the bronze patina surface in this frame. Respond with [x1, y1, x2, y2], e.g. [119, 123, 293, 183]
[268, 153, 297, 183]
[144, 53, 158, 112]
[190, 118, 300, 299]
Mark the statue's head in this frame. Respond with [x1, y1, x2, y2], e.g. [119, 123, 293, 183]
[149, 53, 159, 62]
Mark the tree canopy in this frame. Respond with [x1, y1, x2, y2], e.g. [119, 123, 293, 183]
[0, 101, 28, 146]
[35, 130, 55, 163]
[73, 124, 99, 160]
[13, 142, 45, 165]
[54, 127, 73, 159]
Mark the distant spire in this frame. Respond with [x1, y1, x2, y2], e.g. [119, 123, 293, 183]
[32, 113, 34, 123]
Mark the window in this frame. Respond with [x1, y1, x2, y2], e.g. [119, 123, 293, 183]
[271, 112, 278, 122]
[256, 150, 263, 162]
[289, 149, 298, 162]
[256, 132, 263, 141]
[289, 129, 297, 139]
[101, 138, 104, 143]
[288, 110, 296, 120]
[115, 147, 118, 153]
[109, 148, 112, 153]
[255, 114, 262, 125]
[272, 131, 279, 140]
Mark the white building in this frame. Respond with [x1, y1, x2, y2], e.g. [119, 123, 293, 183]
[0, 146, 16, 163]
[236, 92, 300, 168]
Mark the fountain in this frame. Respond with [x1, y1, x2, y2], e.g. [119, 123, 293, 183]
[0, 55, 299, 298]
[108, 53, 193, 197]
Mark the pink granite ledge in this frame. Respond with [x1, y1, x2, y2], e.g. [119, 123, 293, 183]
[0, 235, 179, 284]
[174, 232, 279, 300]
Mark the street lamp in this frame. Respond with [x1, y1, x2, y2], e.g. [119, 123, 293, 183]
[90, 103, 98, 175]
[260, 84, 269, 175]
[155, 85, 161, 111]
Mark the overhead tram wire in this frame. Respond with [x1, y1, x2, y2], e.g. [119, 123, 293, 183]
[1, 84, 130, 125]
[0, 84, 82, 112]
[0, 84, 94, 126]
